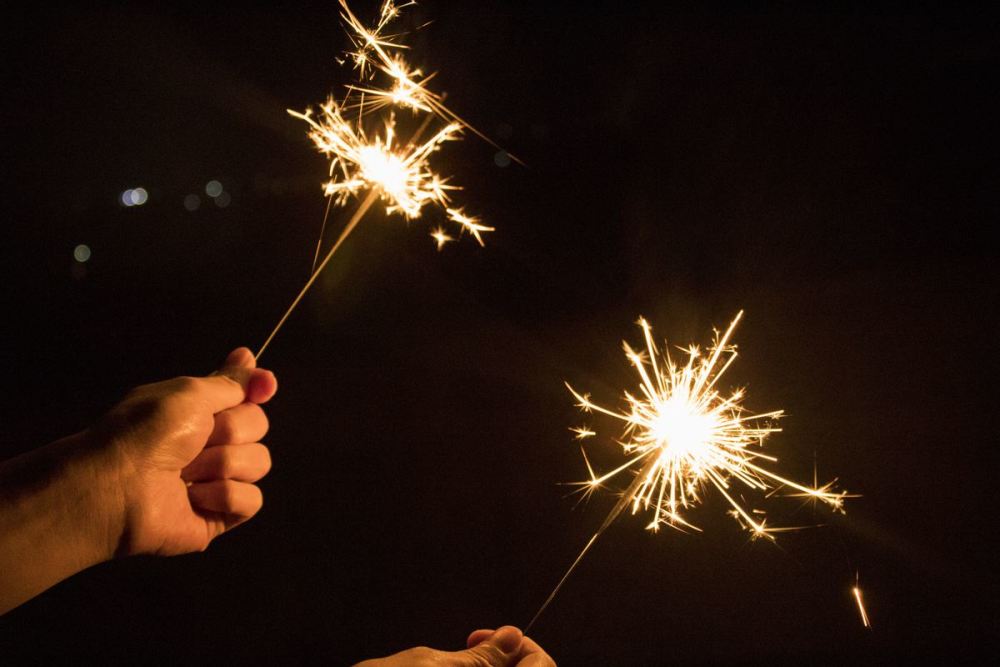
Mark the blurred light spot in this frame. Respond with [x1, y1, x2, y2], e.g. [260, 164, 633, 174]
[184, 194, 201, 211]
[493, 150, 511, 168]
[129, 187, 148, 206]
[205, 180, 224, 198]
[73, 244, 92, 263]
[121, 189, 134, 207]
[215, 191, 232, 208]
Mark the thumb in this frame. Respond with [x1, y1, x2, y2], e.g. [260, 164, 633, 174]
[212, 347, 277, 405]
[456, 626, 523, 667]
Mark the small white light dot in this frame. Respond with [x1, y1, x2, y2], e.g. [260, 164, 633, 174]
[73, 244, 92, 263]
[493, 150, 511, 168]
[184, 194, 201, 211]
[129, 187, 148, 206]
[215, 191, 232, 208]
[205, 180, 224, 198]
[120, 189, 134, 207]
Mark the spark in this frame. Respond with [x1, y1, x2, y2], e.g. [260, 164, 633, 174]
[446, 208, 494, 246]
[570, 426, 596, 440]
[526, 311, 850, 631]
[337, 0, 524, 165]
[257, 0, 495, 360]
[430, 227, 454, 250]
[289, 101, 462, 219]
[565, 311, 847, 537]
[853, 573, 872, 629]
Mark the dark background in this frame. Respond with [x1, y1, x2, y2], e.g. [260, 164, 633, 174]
[2, 1, 998, 664]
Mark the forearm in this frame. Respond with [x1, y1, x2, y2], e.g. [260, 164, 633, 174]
[0, 433, 122, 614]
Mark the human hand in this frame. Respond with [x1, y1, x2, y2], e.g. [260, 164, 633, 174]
[92, 347, 277, 557]
[355, 626, 556, 667]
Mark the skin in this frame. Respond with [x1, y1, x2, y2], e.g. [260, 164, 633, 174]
[0, 348, 556, 664]
[356, 626, 555, 667]
[0, 347, 277, 613]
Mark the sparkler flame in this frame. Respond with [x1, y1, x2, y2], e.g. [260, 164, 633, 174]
[286, 0, 499, 251]
[566, 310, 847, 538]
[289, 101, 461, 219]
[257, 0, 498, 359]
[526, 311, 850, 631]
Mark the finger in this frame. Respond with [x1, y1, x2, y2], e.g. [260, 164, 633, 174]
[220, 347, 278, 404]
[225, 347, 255, 369]
[452, 626, 523, 667]
[467, 629, 495, 648]
[187, 479, 263, 519]
[181, 443, 272, 483]
[207, 402, 269, 446]
[516, 652, 557, 667]
[517, 637, 556, 666]
[200, 367, 277, 412]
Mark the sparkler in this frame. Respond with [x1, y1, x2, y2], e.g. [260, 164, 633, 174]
[526, 311, 850, 631]
[255, 0, 500, 359]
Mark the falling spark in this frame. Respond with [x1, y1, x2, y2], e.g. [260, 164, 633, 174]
[256, 0, 495, 359]
[430, 227, 454, 250]
[853, 573, 872, 629]
[526, 311, 850, 631]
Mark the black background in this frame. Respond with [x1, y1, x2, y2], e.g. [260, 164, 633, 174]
[2, 2, 998, 664]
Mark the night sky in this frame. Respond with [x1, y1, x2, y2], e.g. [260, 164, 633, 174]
[2, 2, 997, 664]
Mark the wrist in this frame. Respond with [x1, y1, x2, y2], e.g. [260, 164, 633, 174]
[53, 431, 130, 564]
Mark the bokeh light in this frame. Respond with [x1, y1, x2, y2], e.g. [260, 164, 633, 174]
[73, 244, 91, 263]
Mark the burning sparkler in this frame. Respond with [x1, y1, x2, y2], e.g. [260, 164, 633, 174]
[255, 0, 499, 359]
[526, 311, 850, 631]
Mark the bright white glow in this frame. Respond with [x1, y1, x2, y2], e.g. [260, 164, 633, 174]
[73, 244, 91, 263]
[129, 187, 148, 206]
[120, 190, 134, 207]
[205, 180, 224, 198]
[215, 191, 232, 208]
[649, 397, 717, 461]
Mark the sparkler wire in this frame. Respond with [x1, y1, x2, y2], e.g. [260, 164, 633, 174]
[255, 190, 379, 361]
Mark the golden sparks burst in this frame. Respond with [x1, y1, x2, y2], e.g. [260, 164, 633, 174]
[526, 311, 850, 631]
[257, 1, 497, 359]
[566, 310, 847, 539]
[288, 1, 494, 248]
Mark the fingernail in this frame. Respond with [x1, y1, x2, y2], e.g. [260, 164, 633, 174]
[491, 626, 523, 654]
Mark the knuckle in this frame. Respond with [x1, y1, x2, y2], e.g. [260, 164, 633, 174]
[400, 647, 436, 663]
[214, 412, 238, 443]
[173, 376, 202, 394]
[221, 480, 239, 507]
[217, 448, 238, 478]
[466, 646, 505, 667]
